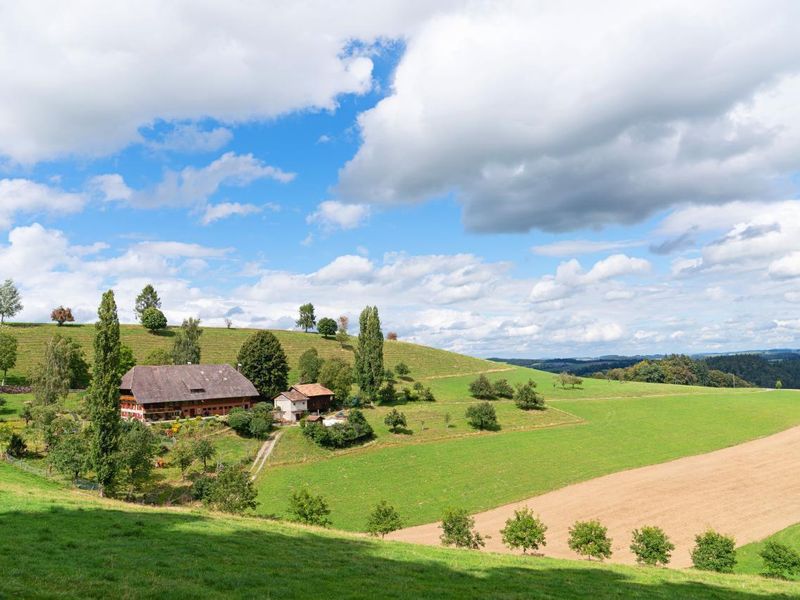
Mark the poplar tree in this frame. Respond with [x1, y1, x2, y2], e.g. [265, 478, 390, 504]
[355, 306, 384, 400]
[88, 290, 122, 497]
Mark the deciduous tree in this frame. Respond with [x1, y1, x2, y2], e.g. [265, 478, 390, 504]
[141, 307, 167, 333]
[87, 290, 122, 497]
[172, 317, 202, 365]
[142, 348, 173, 365]
[298, 348, 324, 383]
[469, 374, 495, 399]
[501, 507, 547, 554]
[366, 500, 403, 538]
[117, 344, 136, 380]
[287, 488, 331, 526]
[354, 306, 384, 400]
[0, 279, 22, 324]
[630, 526, 674, 566]
[317, 317, 337, 338]
[318, 358, 353, 406]
[48, 427, 88, 482]
[0, 331, 17, 385]
[296, 303, 316, 333]
[118, 420, 158, 496]
[205, 465, 258, 514]
[193, 438, 217, 470]
[760, 541, 800, 579]
[465, 402, 498, 430]
[691, 530, 736, 573]
[237, 330, 288, 399]
[50, 306, 75, 326]
[568, 520, 612, 561]
[514, 380, 545, 410]
[440, 507, 485, 549]
[384, 408, 407, 433]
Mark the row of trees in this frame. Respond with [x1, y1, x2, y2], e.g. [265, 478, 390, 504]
[469, 375, 545, 410]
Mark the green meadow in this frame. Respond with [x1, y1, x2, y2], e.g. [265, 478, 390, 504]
[2, 463, 798, 600]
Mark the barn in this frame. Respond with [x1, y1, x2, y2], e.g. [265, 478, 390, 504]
[273, 383, 335, 422]
[120, 364, 260, 422]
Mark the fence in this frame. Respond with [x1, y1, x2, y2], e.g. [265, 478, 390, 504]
[3, 453, 99, 490]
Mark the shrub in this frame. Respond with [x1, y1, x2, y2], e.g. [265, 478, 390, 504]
[469, 374, 495, 399]
[691, 530, 736, 573]
[377, 381, 397, 405]
[302, 409, 374, 448]
[287, 488, 331, 527]
[142, 348, 173, 365]
[568, 520, 612, 561]
[630, 526, 674, 566]
[141, 307, 168, 333]
[205, 465, 258, 514]
[248, 415, 272, 440]
[760, 541, 800, 579]
[492, 378, 514, 399]
[384, 408, 407, 433]
[191, 475, 215, 501]
[514, 380, 545, 410]
[419, 387, 436, 402]
[465, 402, 498, 430]
[227, 408, 252, 435]
[317, 317, 337, 338]
[395, 362, 410, 377]
[440, 508, 485, 549]
[366, 500, 403, 538]
[500, 507, 547, 554]
[6, 432, 26, 457]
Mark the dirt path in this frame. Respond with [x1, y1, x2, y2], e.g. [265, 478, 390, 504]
[250, 430, 283, 479]
[388, 425, 800, 567]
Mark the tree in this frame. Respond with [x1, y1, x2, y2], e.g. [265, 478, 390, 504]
[31, 335, 72, 406]
[0, 331, 17, 385]
[514, 380, 545, 410]
[395, 362, 410, 378]
[366, 500, 403, 538]
[248, 414, 273, 439]
[317, 317, 337, 338]
[691, 530, 736, 573]
[630, 526, 674, 566]
[237, 331, 289, 399]
[65, 337, 91, 389]
[20, 402, 33, 426]
[440, 508, 485, 549]
[224, 318, 233, 329]
[117, 344, 136, 380]
[760, 541, 800, 579]
[298, 348, 324, 383]
[192, 438, 217, 471]
[87, 290, 122, 497]
[465, 402, 498, 430]
[384, 408, 407, 433]
[287, 488, 332, 526]
[171, 439, 195, 478]
[172, 317, 202, 365]
[296, 303, 316, 333]
[469, 374, 495, 399]
[141, 307, 167, 333]
[48, 428, 88, 482]
[386, 331, 398, 341]
[492, 378, 514, 399]
[558, 372, 583, 389]
[776, 379, 783, 390]
[50, 306, 75, 326]
[0, 279, 23, 324]
[227, 408, 252, 435]
[318, 358, 353, 406]
[501, 507, 547, 554]
[354, 306, 384, 400]
[205, 465, 258, 514]
[142, 348, 173, 366]
[135, 284, 161, 321]
[568, 520, 612, 560]
[118, 420, 158, 496]
[336, 315, 349, 347]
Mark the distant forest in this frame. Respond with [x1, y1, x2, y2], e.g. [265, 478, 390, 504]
[593, 355, 751, 388]
[703, 354, 800, 389]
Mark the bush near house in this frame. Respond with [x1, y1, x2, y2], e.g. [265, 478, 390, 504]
[302, 409, 374, 448]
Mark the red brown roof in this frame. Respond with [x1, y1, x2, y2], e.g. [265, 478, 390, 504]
[120, 364, 259, 405]
[292, 383, 334, 397]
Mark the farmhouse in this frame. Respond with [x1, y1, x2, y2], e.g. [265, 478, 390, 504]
[120, 364, 260, 422]
[274, 383, 335, 422]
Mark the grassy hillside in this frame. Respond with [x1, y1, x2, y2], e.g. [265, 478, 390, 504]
[3, 322, 495, 384]
[256, 389, 800, 531]
[1, 463, 797, 600]
[736, 524, 800, 581]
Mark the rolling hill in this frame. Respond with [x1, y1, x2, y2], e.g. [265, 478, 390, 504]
[1, 462, 797, 599]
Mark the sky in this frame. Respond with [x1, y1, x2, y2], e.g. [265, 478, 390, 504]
[1, 0, 800, 358]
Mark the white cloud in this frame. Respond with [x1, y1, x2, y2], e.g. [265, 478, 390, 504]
[338, 2, 800, 232]
[769, 251, 800, 279]
[313, 255, 374, 283]
[307, 200, 371, 231]
[0, 179, 86, 229]
[531, 239, 642, 257]
[88, 174, 133, 202]
[0, 2, 454, 162]
[201, 202, 262, 225]
[148, 123, 233, 153]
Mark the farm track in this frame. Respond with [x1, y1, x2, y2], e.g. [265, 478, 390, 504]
[388, 424, 800, 568]
[250, 431, 283, 478]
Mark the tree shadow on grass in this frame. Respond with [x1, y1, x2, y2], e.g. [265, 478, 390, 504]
[0, 503, 795, 600]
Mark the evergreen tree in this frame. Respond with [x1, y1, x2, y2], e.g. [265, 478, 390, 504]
[237, 330, 289, 399]
[172, 317, 202, 364]
[87, 290, 122, 497]
[354, 306, 384, 400]
[0, 279, 23, 324]
[134, 284, 161, 321]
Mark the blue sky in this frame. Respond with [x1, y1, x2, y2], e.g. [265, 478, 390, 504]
[1, 1, 800, 357]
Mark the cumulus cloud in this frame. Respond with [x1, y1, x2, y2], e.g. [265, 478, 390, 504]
[338, 2, 800, 232]
[0, 1, 454, 162]
[0, 179, 86, 229]
[307, 201, 371, 231]
[148, 123, 233, 153]
[88, 174, 133, 202]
